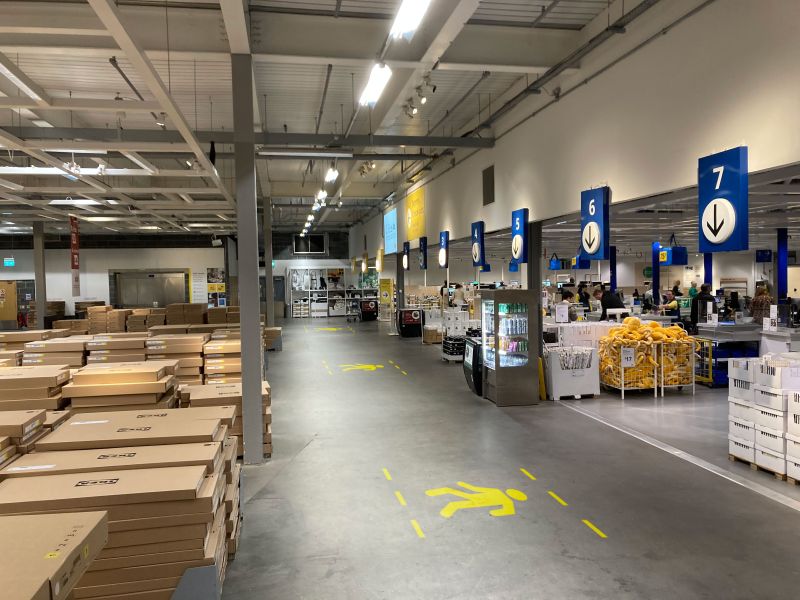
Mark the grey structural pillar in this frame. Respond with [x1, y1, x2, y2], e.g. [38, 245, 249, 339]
[395, 252, 405, 310]
[232, 53, 264, 465]
[527, 220, 543, 370]
[32, 221, 46, 329]
[261, 197, 275, 326]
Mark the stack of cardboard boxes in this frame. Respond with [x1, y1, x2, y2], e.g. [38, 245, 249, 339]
[1, 512, 108, 600]
[0, 408, 239, 597]
[203, 340, 241, 384]
[0, 365, 71, 411]
[0, 409, 47, 463]
[61, 362, 177, 414]
[88, 306, 112, 334]
[226, 307, 240, 324]
[207, 307, 228, 324]
[42, 408, 71, 432]
[125, 309, 151, 333]
[22, 336, 90, 368]
[0, 329, 56, 353]
[149, 324, 189, 335]
[183, 381, 272, 457]
[86, 336, 148, 364]
[147, 334, 208, 386]
[107, 309, 132, 333]
[53, 318, 90, 335]
[262, 326, 282, 350]
[166, 303, 208, 325]
[0, 349, 23, 366]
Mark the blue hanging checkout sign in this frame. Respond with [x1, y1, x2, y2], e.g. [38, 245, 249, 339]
[698, 146, 748, 253]
[438, 231, 449, 268]
[580, 186, 610, 260]
[471, 221, 486, 268]
[418, 236, 427, 270]
[402, 241, 410, 270]
[511, 208, 529, 265]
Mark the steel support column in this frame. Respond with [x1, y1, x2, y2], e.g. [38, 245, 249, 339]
[261, 197, 275, 327]
[527, 220, 543, 365]
[32, 221, 46, 330]
[395, 253, 405, 310]
[232, 53, 264, 465]
[703, 253, 713, 286]
[651, 241, 661, 302]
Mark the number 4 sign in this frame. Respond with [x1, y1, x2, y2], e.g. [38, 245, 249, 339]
[698, 146, 748, 252]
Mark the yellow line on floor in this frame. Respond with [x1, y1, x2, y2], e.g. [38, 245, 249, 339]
[382, 468, 392, 481]
[401, 371, 408, 376]
[394, 491, 407, 507]
[410, 519, 425, 539]
[548, 490, 568, 506]
[582, 519, 607, 539]
[389, 360, 394, 364]
[394, 364, 401, 369]
[520, 468, 537, 481]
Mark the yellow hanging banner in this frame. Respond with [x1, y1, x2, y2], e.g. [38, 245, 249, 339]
[376, 248, 384, 273]
[406, 188, 426, 240]
[379, 278, 394, 307]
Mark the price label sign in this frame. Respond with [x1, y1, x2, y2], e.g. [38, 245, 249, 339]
[621, 347, 635, 368]
[580, 186, 610, 260]
[698, 146, 748, 252]
[555, 303, 570, 323]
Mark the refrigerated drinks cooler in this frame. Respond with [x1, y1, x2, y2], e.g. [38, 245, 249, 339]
[481, 289, 539, 406]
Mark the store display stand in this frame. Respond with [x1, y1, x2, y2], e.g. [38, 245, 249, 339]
[545, 347, 599, 400]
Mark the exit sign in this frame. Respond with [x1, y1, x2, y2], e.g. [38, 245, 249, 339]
[2, 257, 14, 267]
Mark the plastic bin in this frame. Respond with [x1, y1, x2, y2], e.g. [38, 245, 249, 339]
[755, 444, 786, 475]
[728, 398, 755, 421]
[754, 385, 791, 411]
[729, 435, 755, 463]
[729, 378, 755, 402]
[752, 405, 787, 431]
[729, 416, 755, 443]
[729, 358, 755, 383]
[757, 361, 800, 389]
[755, 423, 786, 453]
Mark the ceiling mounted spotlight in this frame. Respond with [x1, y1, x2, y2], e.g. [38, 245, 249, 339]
[370, 161, 377, 170]
[423, 73, 436, 94]
[324, 165, 339, 183]
[404, 103, 416, 119]
[155, 111, 166, 128]
[316, 189, 328, 202]
[312, 203, 321, 212]
[416, 86, 427, 105]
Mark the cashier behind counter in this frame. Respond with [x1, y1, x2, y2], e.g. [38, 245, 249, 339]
[593, 287, 627, 321]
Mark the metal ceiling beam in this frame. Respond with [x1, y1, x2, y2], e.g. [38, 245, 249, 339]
[87, 0, 234, 205]
[0, 51, 50, 105]
[0, 97, 163, 113]
[9, 127, 495, 149]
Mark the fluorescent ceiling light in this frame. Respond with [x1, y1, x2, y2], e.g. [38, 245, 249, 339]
[30, 119, 53, 128]
[324, 167, 339, 182]
[49, 198, 101, 206]
[106, 199, 119, 205]
[84, 216, 121, 222]
[44, 149, 107, 155]
[316, 190, 328, 201]
[390, 0, 432, 40]
[216, 214, 228, 221]
[258, 148, 353, 159]
[186, 223, 217, 228]
[138, 225, 161, 230]
[359, 63, 392, 107]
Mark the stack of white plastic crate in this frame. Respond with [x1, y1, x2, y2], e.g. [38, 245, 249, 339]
[728, 358, 758, 466]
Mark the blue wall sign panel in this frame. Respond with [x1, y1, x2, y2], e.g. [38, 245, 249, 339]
[418, 237, 428, 270]
[511, 208, 529, 264]
[471, 221, 486, 267]
[438, 231, 449, 268]
[383, 208, 398, 254]
[755, 249, 773, 263]
[698, 146, 748, 252]
[402, 241, 410, 270]
[580, 186, 610, 260]
[659, 246, 688, 266]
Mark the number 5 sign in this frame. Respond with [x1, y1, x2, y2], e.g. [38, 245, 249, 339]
[580, 186, 610, 260]
[698, 146, 748, 252]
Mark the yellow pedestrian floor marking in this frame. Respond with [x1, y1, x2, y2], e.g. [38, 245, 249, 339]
[394, 491, 407, 507]
[401, 370, 408, 375]
[389, 360, 395, 364]
[426, 482, 527, 518]
[316, 327, 345, 332]
[394, 364, 401, 369]
[520, 468, 537, 481]
[382, 468, 392, 481]
[339, 363, 384, 372]
[582, 519, 607, 539]
[548, 490, 568, 506]
[410, 519, 426, 539]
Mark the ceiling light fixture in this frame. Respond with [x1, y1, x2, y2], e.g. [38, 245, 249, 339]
[324, 165, 339, 183]
[422, 73, 436, 94]
[307, 214, 315, 222]
[49, 198, 101, 207]
[258, 148, 354, 158]
[30, 119, 54, 128]
[359, 63, 392, 107]
[84, 216, 122, 222]
[316, 189, 327, 201]
[138, 225, 161, 230]
[416, 86, 427, 105]
[390, 0, 432, 40]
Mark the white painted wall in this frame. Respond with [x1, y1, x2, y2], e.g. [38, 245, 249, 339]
[351, 1, 800, 263]
[0, 247, 224, 315]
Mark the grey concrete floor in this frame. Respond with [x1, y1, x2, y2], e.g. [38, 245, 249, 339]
[224, 319, 800, 600]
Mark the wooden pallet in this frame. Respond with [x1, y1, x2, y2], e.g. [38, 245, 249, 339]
[787, 477, 800, 486]
[728, 454, 787, 481]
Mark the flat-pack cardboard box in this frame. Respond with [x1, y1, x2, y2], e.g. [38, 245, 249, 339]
[69, 396, 176, 415]
[72, 364, 167, 385]
[0, 409, 46, 437]
[0, 365, 70, 390]
[0, 465, 207, 513]
[86, 353, 147, 364]
[24, 338, 89, 353]
[86, 339, 147, 351]
[203, 340, 241, 355]
[23, 352, 85, 367]
[0, 395, 66, 411]
[62, 376, 175, 399]
[0, 442, 222, 479]
[43, 410, 71, 430]
[68, 389, 173, 409]
[0, 330, 52, 343]
[35, 417, 221, 451]
[2, 511, 108, 600]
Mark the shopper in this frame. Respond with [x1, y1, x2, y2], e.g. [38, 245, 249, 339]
[750, 286, 773, 324]
[660, 290, 680, 319]
[452, 283, 467, 307]
[688, 281, 699, 299]
[690, 283, 717, 326]
[560, 289, 578, 322]
[577, 283, 591, 309]
[593, 287, 626, 321]
[672, 280, 683, 297]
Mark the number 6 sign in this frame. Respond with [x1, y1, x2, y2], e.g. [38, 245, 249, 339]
[580, 186, 610, 260]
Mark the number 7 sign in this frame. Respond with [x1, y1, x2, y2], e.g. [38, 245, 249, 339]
[698, 147, 748, 253]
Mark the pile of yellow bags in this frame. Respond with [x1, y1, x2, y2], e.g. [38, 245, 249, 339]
[599, 317, 696, 389]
